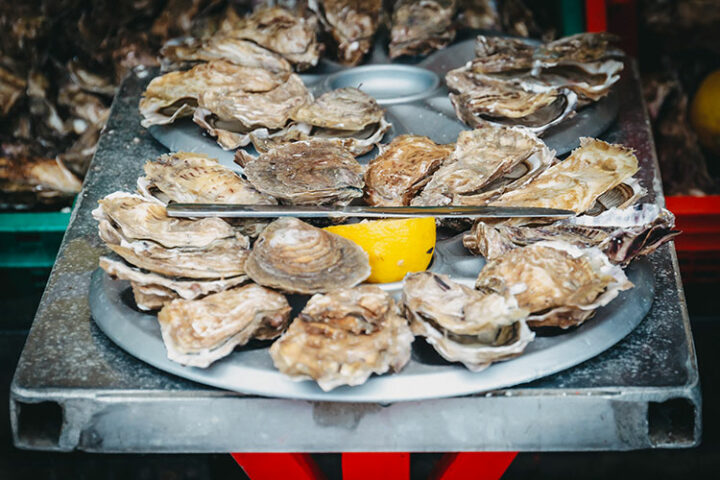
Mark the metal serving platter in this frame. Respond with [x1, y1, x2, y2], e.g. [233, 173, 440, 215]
[90, 232, 654, 403]
[148, 38, 619, 165]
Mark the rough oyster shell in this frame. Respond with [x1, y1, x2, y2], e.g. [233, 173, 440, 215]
[139, 61, 287, 127]
[270, 285, 413, 391]
[137, 152, 275, 205]
[472, 36, 536, 74]
[99, 257, 248, 311]
[0, 66, 26, 116]
[158, 283, 291, 368]
[310, 0, 382, 65]
[403, 272, 533, 371]
[237, 140, 364, 206]
[364, 135, 454, 206]
[475, 241, 633, 328]
[245, 217, 370, 294]
[0, 154, 81, 205]
[492, 138, 640, 214]
[412, 125, 555, 206]
[389, 0, 458, 59]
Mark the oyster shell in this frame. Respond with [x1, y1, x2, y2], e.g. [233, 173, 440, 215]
[237, 140, 364, 206]
[364, 135, 454, 206]
[137, 152, 275, 205]
[270, 285, 413, 391]
[412, 125, 555, 206]
[492, 138, 640, 214]
[245, 217, 370, 294]
[464, 204, 677, 266]
[0, 66, 26, 116]
[475, 241, 632, 328]
[310, 0, 382, 65]
[403, 272, 533, 371]
[220, 6, 321, 70]
[0, 154, 81, 206]
[139, 61, 287, 127]
[193, 73, 311, 150]
[99, 257, 248, 311]
[158, 283, 291, 368]
[389, 0, 458, 59]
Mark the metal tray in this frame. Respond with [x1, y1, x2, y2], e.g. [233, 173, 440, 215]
[90, 233, 654, 403]
[148, 38, 619, 164]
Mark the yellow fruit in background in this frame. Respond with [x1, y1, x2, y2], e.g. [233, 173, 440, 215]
[324, 217, 436, 284]
[690, 69, 720, 155]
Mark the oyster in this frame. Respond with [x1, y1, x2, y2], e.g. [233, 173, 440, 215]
[310, 0, 382, 65]
[237, 140, 364, 206]
[475, 241, 632, 328]
[270, 285, 413, 391]
[0, 153, 81, 206]
[403, 272, 533, 371]
[159, 283, 291, 368]
[492, 138, 641, 214]
[193, 73, 311, 150]
[220, 6, 321, 70]
[245, 217, 370, 294]
[471, 36, 537, 74]
[464, 204, 679, 266]
[99, 257, 248, 311]
[0, 66, 26, 116]
[364, 135, 453, 206]
[137, 152, 275, 205]
[389, 0, 458, 59]
[412, 125, 555, 206]
[139, 61, 288, 127]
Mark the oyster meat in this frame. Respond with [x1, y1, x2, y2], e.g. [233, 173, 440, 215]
[270, 285, 413, 391]
[389, 0, 458, 59]
[364, 135, 453, 206]
[237, 140, 364, 206]
[159, 283, 291, 368]
[475, 241, 632, 328]
[193, 73, 311, 150]
[99, 257, 247, 311]
[463, 204, 678, 266]
[412, 125, 555, 206]
[245, 217, 370, 294]
[311, 0, 382, 65]
[138, 152, 275, 205]
[403, 272, 533, 371]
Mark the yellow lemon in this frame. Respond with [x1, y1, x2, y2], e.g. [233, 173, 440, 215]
[324, 217, 436, 284]
[690, 69, 720, 155]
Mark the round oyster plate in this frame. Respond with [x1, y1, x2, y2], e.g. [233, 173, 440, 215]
[90, 235, 654, 403]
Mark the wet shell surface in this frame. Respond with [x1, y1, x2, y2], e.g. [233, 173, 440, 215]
[158, 283, 291, 368]
[403, 272, 534, 371]
[269, 285, 413, 391]
[389, 0, 457, 59]
[245, 217, 370, 294]
[311, 0, 383, 66]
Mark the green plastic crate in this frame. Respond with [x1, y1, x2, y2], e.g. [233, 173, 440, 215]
[0, 210, 71, 268]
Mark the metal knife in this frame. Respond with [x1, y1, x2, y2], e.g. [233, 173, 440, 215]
[166, 203, 575, 219]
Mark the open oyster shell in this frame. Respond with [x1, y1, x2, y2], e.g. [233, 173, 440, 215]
[310, 0, 382, 65]
[389, 0, 457, 59]
[475, 241, 633, 328]
[403, 272, 533, 371]
[99, 257, 248, 311]
[237, 140, 364, 206]
[158, 283, 291, 368]
[412, 125, 555, 206]
[364, 135, 454, 206]
[245, 217, 370, 294]
[270, 285, 413, 391]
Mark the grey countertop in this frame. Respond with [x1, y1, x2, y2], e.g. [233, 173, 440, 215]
[10, 61, 700, 453]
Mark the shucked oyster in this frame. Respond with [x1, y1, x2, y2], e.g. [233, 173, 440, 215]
[270, 286, 413, 391]
[389, 0, 458, 59]
[364, 135, 454, 206]
[310, 0, 383, 65]
[138, 152, 275, 205]
[475, 241, 632, 328]
[464, 204, 678, 266]
[193, 73, 311, 150]
[245, 217, 370, 294]
[412, 125, 555, 206]
[99, 257, 248, 311]
[403, 272, 533, 371]
[159, 283, 291, 368]
[237, 140, 364, 206]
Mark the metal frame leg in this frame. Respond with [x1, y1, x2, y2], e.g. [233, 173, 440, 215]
[231, 453, 326, 480]
[430, 452, 518, 480]
[341, 452, 410, 480]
